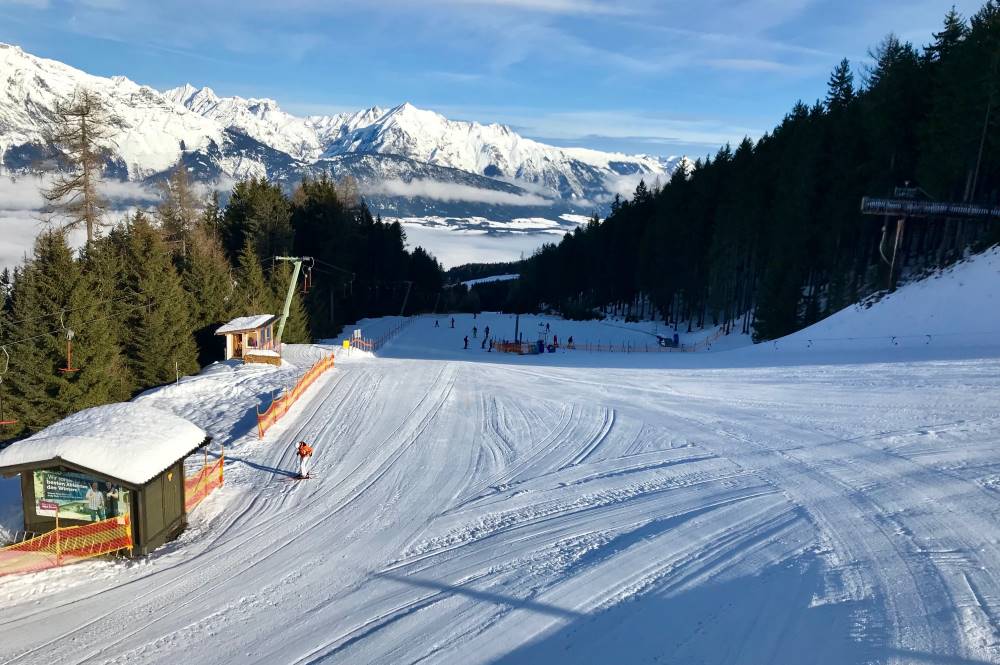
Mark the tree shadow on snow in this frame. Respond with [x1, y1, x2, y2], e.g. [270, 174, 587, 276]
[378, 550, 991, 665]
[483, 553, 992, 665]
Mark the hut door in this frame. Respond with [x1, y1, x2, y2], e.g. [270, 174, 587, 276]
[233, 335, 243, 359]
[163, 465, 181, 518]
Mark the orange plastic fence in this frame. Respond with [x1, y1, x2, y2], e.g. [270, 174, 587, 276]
[0, 515, 132, 578]
[492, 327, 727, 355]
[257, 353, 336, 438]
[185, 453, 225, 512]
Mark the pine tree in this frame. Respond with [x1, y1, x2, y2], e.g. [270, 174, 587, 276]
[3, 231, 129, 433]
[120, 212, 199, 388]
[201, 191, 224, 237]
[183, 226, 234, 328]
[157, 162, 201, 241]
[927, 6, 968, 61]
[220, 178, 293, 261]
[233, 237, 272, 314]
[826, 58, 855, 111]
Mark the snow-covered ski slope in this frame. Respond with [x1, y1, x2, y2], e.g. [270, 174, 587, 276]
[2, 251, 1000, 664]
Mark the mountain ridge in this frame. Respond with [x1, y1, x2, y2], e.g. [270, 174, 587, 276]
[0, 42, 684, 221]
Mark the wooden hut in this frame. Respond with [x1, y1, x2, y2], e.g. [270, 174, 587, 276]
[0, 403, 210, 557]
[216, 315, 280, 365]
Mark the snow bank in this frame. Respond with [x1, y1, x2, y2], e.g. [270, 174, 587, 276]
[462, 273, 519, 287]
[774, 246, 1000, 353]
[0, 403, 206, 486]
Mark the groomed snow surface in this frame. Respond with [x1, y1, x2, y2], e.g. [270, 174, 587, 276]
[1, 249, 1000, 664]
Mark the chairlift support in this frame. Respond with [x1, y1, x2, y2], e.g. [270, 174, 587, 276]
[274, 256, 314, 346]
[301, 264, 314, 295]
[58, 311, 80, 374]
[861, 187, 1000, 291]
[0, 346, 16, 426]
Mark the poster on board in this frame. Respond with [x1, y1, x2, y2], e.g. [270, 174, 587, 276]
[32, 470, 129, 522]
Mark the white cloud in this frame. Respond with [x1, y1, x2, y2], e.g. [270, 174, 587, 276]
[367, 179, 554, 207]
[0, 175, 235, 271]
[0, 176, 48, 212]
[396, 221, 555, 269]
[435, 0, 634, 15]
[706, 58, 811, 74]
[0, 0, 50, 7]
[602, 172, 661, 200]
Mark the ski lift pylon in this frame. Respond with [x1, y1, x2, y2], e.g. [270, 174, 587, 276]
[301, 261, 314, 295]
[58, 310, 80, 374]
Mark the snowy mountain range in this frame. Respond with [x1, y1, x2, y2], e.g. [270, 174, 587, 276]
[0, 42, 683, 221]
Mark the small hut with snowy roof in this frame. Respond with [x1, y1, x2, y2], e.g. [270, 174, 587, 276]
[0, 403, 210, 556]
[216, 314, 279, 365]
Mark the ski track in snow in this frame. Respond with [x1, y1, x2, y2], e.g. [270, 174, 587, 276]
[1, 325, 1000, 663]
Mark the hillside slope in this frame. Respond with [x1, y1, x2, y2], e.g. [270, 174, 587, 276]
[774, 245, 1000, 353]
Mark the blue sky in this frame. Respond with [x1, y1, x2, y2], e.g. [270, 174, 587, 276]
[0, 0, 984, 158]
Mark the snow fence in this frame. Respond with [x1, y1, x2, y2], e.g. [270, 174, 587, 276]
[0, 515, 132, 577]
[185, 452, 225, 513]
[495, 326, 727, 354]
[257, 353, 336, 438]
[350, 318, 412, 353]
[0, 452, 223, 578]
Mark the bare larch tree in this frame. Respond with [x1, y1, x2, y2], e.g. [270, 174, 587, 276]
[41, 88, 120, 245]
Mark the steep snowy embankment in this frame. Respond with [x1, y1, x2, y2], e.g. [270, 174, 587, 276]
[775, 246, 1000, 352]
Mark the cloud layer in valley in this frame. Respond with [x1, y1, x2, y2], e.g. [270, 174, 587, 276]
[367, 179, 554, 207]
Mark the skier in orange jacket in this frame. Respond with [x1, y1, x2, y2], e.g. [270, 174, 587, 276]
[296, 441, 314, 479]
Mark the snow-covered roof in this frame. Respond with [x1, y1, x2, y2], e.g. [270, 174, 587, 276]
[216, 315, 277, 335]
[0, 403, 207, 486]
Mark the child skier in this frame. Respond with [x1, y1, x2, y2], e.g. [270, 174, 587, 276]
[295, 441, 314, 479]
[464, 336, 469, 349]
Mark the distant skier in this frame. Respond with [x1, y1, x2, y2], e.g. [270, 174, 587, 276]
[451, 318, 455, 329]
[567, 336, 574, 349]
[481, 337, 487, 349]
[295, 441, 314, 479]
[434, 319, 440, 328]
[484, 326, 490, 339]
[545, 323, 550, 333]
[472, 326, 478, 338]
[464, 336, 469, 349]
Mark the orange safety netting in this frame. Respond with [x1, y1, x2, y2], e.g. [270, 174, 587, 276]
[257, 353, 335, 438]
[185, 455, 225, 512]
[0, 516, 132, 578]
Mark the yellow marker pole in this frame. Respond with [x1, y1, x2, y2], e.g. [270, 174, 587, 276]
[54, 506, 61, 566]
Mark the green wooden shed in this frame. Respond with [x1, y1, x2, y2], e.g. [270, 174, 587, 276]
[0, 402, 210, 556]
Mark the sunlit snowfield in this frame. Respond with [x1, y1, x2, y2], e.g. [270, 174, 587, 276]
[2, 250, 1000, 664]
